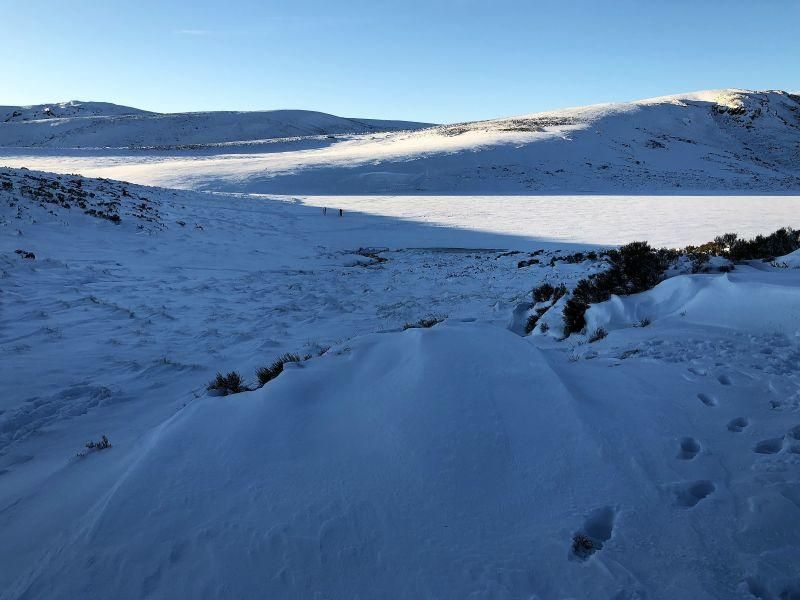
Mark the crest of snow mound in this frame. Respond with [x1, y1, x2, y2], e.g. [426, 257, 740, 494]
[775, 248, 800, 268]
[584, 268, 800, 335]
[4, 322, 649, 599]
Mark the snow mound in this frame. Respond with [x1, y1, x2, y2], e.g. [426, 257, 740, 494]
[775, 248, 800, 268]
[585, 268, 800, 335]
[6, 318, 800, 598]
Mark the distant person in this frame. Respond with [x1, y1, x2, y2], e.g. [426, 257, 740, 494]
[323, 207, 327, 215]
[339, 208, 343, 217]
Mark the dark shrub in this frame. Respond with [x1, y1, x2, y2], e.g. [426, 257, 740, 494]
[552, 283, 568, 303]
[86, 435, 111, 451]
[572, 533, 597, 559]
[208, 371, 246, 395]
[525, 313, 540, 334]
[533, 282, 555, 303]
[727, 227, 800, 261]
[517, 258, 540, 268]
[563, 242, 669, 335]
[684, 228, 799, 262]
[533, 282, 567, 304]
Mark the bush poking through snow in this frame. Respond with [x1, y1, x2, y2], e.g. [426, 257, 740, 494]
[525, 314, 540, 334]
[256, 353, 302, 387]
[87, 435, 111, 450]
[563, 242, 669, 335]
[559, 228, 799, 337]
[208, 371, 247, 395]
[533, 282, 568, 304]
[588, 328, 608, 343]
[552, 283, 568, 303]
[78, 435, 111, 457]
[403, 317, 444, 330]
[636, 317, 651, 328]
[533, 282, 556, 303]
[539, 321, 550, 334]
[683, 227, 800, 262]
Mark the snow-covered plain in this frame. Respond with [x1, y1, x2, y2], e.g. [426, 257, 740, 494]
[1, 166, 799, 599]
[2, 88, 800, 599]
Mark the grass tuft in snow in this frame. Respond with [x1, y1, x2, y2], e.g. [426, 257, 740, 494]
[588, 328, 608, 343]
[256, 353, 302, 387]
[403, 317, 444, 330]
[208, 371, 247, 395]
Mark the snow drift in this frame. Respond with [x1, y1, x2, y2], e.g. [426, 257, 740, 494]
[8, 319, 800, 599]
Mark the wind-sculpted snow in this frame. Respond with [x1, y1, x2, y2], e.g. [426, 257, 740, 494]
[2, 167, 800, 598]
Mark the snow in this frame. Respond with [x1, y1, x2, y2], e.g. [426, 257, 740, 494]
[12, 319, 798, 599]
[775, 248, 800, 269]
[2, 88, 799, 193]
[1, 90, 800, 599]
[585, 268, 800, 336]
[0, 104, 430, 148]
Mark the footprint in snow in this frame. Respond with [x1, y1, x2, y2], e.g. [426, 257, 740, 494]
[677, 437, 701, 460]
[570, 506, 615, 560]
[697, 393, 717, 407]
[753, 438, 783, 455]
[727, 417, 749, 433]
[673, 480, 715, 508]
[717, 374, 732, 386]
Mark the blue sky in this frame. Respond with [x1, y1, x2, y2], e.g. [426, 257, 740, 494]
[5, 0, 799, 123]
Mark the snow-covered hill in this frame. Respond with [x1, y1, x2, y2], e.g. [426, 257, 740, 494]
[2, 167, 800, 598]
[0, 100, 152, 123]
[0, 102, 430, 148]
[2, 89, 798, 193]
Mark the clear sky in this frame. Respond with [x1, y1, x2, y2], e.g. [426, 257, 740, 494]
[5, 0, 799, 123]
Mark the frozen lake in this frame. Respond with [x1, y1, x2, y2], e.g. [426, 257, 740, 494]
[2, 152, 798, 247]
[292, 194, 800, 248]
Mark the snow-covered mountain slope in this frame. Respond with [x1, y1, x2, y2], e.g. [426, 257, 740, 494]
[2, 166, 800, 598]
[0, 103, 431, 148]
[2, 89, 798, 193]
